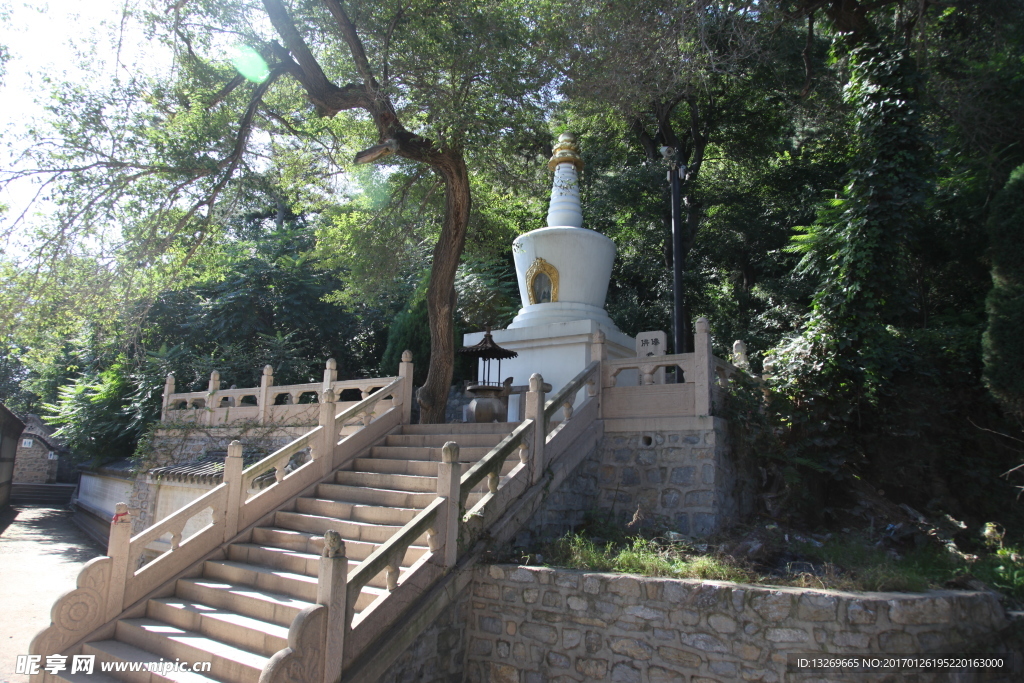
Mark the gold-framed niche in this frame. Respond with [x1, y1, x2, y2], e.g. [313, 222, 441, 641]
[526, 257, 559, 304]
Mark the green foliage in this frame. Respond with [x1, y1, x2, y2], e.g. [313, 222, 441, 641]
[542, 532, 753, 582]
[983, 164, 1024, 419]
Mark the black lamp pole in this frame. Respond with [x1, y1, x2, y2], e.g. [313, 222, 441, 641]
[663, 147, 690, 356]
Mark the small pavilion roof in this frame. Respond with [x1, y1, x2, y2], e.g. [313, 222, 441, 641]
[458, 330, 518, 360]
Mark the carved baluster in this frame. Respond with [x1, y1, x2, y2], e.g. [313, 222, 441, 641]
[732, 340, 750, 371]
[385, 557, 400, 591]
[275, 464, 287, 482]
[487, 469, 499, 494]
[640, 364, 656, 386]
[586, 378, 597, 397]
[427, 525, 441, 553]
[518, 443, 529, 465]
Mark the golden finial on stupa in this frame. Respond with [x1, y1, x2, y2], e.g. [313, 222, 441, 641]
[548, 132, 584, 172]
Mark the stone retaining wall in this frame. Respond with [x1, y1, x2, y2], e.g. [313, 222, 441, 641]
[514, 417, 754, 546]
[464, 565, 1010, 683]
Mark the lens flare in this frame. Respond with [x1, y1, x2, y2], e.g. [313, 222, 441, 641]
[228, 45, 269, 83]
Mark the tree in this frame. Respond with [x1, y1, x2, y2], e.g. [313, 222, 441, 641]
[983, 165, 1024, 420]
[3, 0, 550, 422]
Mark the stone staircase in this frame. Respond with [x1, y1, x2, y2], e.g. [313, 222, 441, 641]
[59, 422, 517, 683]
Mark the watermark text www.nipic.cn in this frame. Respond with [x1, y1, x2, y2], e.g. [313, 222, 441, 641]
[16, 654, 213, 676]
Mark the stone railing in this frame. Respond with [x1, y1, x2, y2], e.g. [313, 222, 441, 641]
[301, 361, 604, 681]
[602, 317, 737, 418]
[160, 358, 399, 427]
[30, 353, 415, 667]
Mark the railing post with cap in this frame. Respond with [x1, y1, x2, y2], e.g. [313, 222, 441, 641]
[318, 388, 337, 469]
[525, 374, 546, 485]
[257, 365, 273, 424]
[106, 503, 132, 620]
[206, 370, 220, 425]
[694, 317, 713, 416]
[161, 373, 175, 421]
[318, 530, 347, 683]
[399, 350, 414, 424]
[437, 441, 461, 567]
[224, 440, 243, 541]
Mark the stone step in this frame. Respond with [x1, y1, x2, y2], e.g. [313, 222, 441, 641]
[246, 529, 428, 565]
[384, 432, 506, 448]
[399, 422, 518, 435]
[81, 639, 218, 683]
[226, 543, 319, 577]
[174, 578, 311, 628]
[315, 483, 436, 509]
[146, 597, 288, 657]
[293, 497, 419, 526]
[332, 470, 437, 493]
[367, 445, 492, 461]
[203, 560, 318, 603]
[273, 511, 415, 545]
[353, 457, 518, 478]
[114, 618, 267, 683]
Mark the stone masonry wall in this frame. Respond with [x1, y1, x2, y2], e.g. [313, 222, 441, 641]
[12, 439, 57, 484]
[464, 565, 1010, 683]
[377, 581, 473, 683]
[513, 419, 755, 548]
[594, 419, 750, 537]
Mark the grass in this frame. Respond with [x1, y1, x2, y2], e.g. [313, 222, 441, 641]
[533, 526, 1024, 600]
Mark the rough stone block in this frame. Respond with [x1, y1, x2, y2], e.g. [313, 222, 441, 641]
[585, 631, 602, 654]
[521, 622, 558, 645]
[547, 652, 571, 669]
[524, 588, 539, 603]
[497, 640, 511, 657]
[510, 568, 538, 583]
[708, 613, 737, 634]
[621, 468, 640, 486]
[657, 646, 702, 668]
[609, 637, 654, 660]
[684, 489, 713, 506]
[660, 489, 681, 509]
[646, 468, 665, 484]
[649, 666, 688, 683]
[606, 576, 642, 598]
[887, 597, 952, 625]
[879, 630, 915, 651]
[833, 631, 870, 648]
[480, 616, 503, 634]
[679, 632, 729, 653]
[543, 591, 563, 608]
[765, 627, 809, 643]
[610, 663, 641, 682]
[489, 663, 519, 683]
[750, 592, 792, 622]
[563, 628, 582, 649]
[575, 658, 609, 679]
[470, 637, 493, 656]
[670, 467, 695, 485]
[567, 596, 587, 611]
[702, 464, 715, 484]
[798, 594, 839, 621]
[847, 600, 878, 625]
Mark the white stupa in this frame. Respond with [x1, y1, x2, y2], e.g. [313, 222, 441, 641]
[463, 133, 636, 417]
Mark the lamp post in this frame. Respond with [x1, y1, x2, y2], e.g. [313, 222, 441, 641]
[661, 146, 690, 356]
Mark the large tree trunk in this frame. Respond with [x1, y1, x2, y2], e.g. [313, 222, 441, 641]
[419, 152, 471, 423]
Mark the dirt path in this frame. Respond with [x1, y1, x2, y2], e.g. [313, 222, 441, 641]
[0, 506, 104, 683]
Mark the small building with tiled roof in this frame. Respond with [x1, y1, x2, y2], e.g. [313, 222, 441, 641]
[12, 414, 68, 484]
